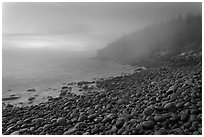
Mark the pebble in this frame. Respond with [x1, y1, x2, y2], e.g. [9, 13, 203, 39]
[142, 120, 155, 129]
[91, 128, 99, 134]
[102, 117, 112, 123]
[164, 102, 175, 110]
[78, 115, 87, 122]
[154, 113, 171, 122]
[166, 85, 177, 94]
[35, 118, 44, 127]
[88, 114, 97, 120]
[180, 110, 190, 122]
[143, 107, 153, 116]
[10, 131, 20, 135]
[28, 97, 35, 101]
[63, 127, 77, 135]
[57, 117, 66, 125]
[116, 119, 125, 128]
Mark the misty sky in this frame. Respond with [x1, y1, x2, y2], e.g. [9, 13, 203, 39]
[3, 2, 201, 51]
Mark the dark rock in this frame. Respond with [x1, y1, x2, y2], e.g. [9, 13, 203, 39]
[102, 117, 112, 123]
[91, 128, 99, 134]
[116, 119, 125, 128]
[27, 88, 36, 92]
[94, 117, 103, 123]
[35, 118, 44, 127]
[10, 131, 20, 135]
[63, 127, 77, 135]
[129, 118, 137, 125]
[2, 96, 20, 101]
[191, 121, 199, 131]
[163, 102, 175, 110]
[170, 93, 178, 101]
[43, 124, 51, 130]
[180, 110, 190, 122]
[143, 107, 153, 116]
[95, 104, 102, 110]
[142, 120, 155, 129]
[170, 114, 180, 121]
[166, 85, 177, 94]
[117, 99, 128, 105]
[172, 128, 184, 135]
[28, 97, 35, 101]
[70, 112, 79, 118]
[176, 102, 184, 108]
[99, 126, 106, 131]
[57, 117, 66, 125]
[78, 115, 87, 122]
[75, 122, 88, 129]
[154, 106, 163, 111]
[88, 114, 97, 120]
[154, 113, 171, 122]
[154, 128, 166, 135]
[106, 103, 112, 109]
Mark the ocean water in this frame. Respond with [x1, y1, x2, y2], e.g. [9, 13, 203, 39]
[2, 49, 134, 105]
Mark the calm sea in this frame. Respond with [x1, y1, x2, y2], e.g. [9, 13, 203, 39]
[3, 49, 134, 104]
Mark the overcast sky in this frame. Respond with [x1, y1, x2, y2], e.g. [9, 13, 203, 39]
[3, 2, 201, 51]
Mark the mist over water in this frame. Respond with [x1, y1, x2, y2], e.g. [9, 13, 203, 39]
[3, 49, 134, 96]
[2, 2, 201, 105]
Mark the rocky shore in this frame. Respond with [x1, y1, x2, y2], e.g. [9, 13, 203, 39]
[2, 62, 202, 135]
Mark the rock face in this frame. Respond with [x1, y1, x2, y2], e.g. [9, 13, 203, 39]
[2, 63, 202, 135]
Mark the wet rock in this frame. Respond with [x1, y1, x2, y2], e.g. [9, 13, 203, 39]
[70, 112, 79, 118]
[117, 99, 128, 105]
[129, 118, 137, 125]
[88, 114, 97, 120]
[57, 117, 66, 125]
[43, 124, 51, 130]
[27, 88, 36, 92]
[116, 119, 125, 128]
[154, 113, 171, 122]
[94, 117, 103, 123]
[83, 132, 90, 135]
[166, 85, 177, 94]
[95, 104, 102, 110]
[154, 106, 163, 111]
[28, 97, 35, 101]
[91, 128, 99, 134]
[10, 131, 20, 135]
[75, 122, 88, 129]
[170, 93, 178, 101]
[142, 120, 155, 129]
[164, 102, 175, 110]
[170, 114, 180, 121]
[154, 128, 167, 135]
[143, 107, 153, 116]
[102, 117, 112, 123]
[78, 115, 87, 122]
[180, 110, 190, 122]
[106, 103, 112, 109]
[63, 127, 77, 135]
[172, 128, 184, 135]
[35, 118, 45, 128]
[2, 96, 20, 101]
[176, 102, 184, 108]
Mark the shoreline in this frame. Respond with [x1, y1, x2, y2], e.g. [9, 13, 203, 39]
[2, 63, 202, 135]
[2, 73, 132, 108]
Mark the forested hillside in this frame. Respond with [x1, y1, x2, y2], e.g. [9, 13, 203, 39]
[97, 14, 202, 66]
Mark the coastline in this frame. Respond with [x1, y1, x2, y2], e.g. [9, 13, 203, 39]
[2, 62, 202, 135]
